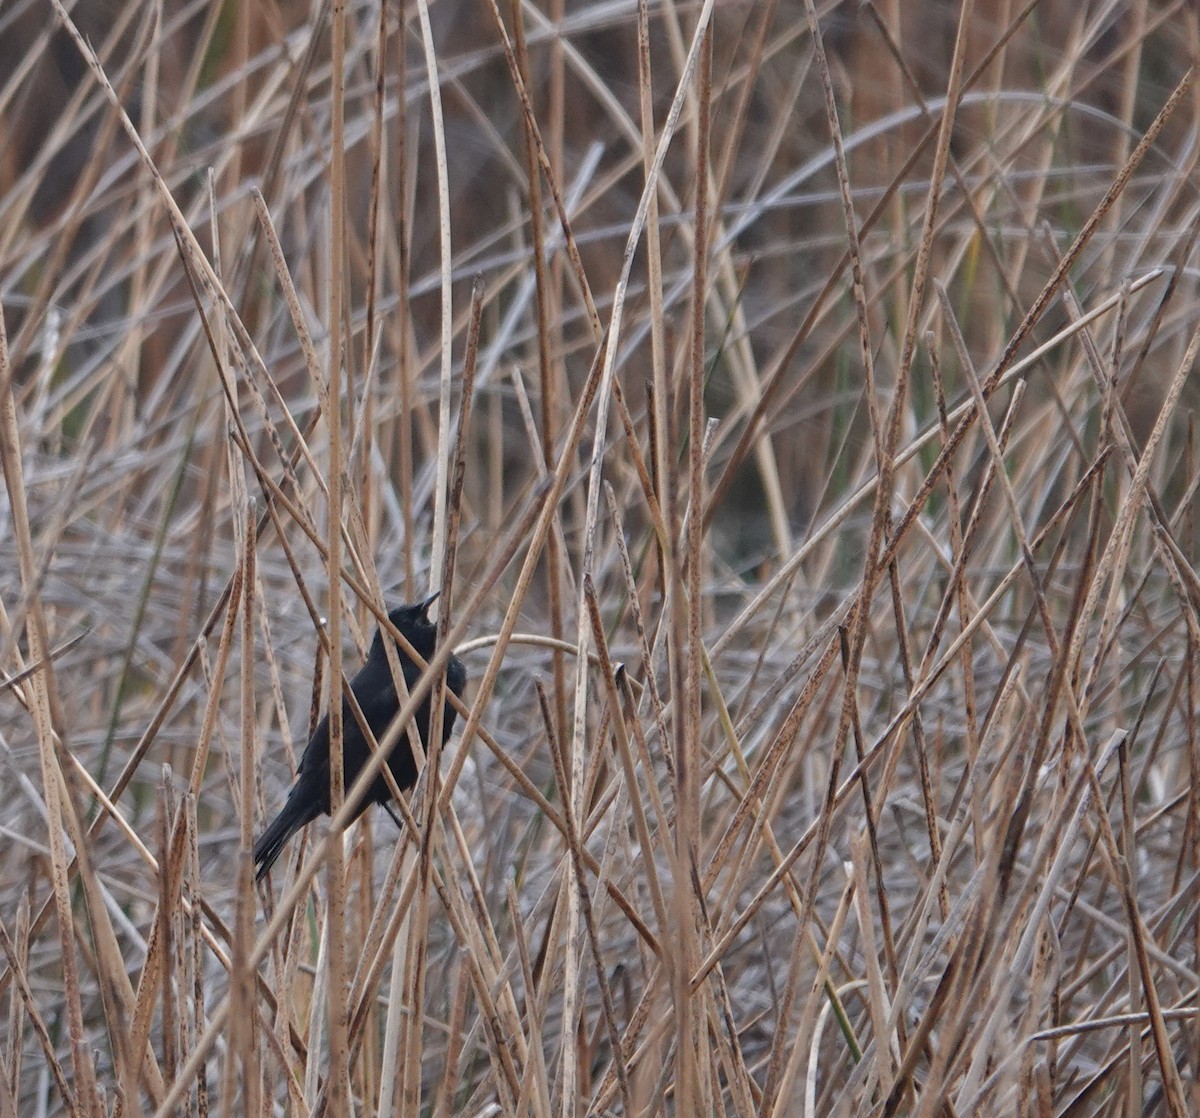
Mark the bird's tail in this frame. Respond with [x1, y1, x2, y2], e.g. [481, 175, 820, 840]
[254, 787, 320, 881]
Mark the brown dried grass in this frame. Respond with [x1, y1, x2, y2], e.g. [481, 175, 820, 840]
[2, 1, 1200, 1115]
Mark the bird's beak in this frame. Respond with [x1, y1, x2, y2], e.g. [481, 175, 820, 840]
[418, 590, 441, 616]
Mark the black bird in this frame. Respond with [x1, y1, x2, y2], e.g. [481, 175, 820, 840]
[253, 594, 467, 880]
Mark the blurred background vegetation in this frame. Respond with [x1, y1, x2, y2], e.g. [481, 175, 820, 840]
[2, 1, 1199, 1115]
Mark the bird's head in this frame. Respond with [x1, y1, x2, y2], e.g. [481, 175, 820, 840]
[387, 591, 439, 633]
[371, 594, 442, 662]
